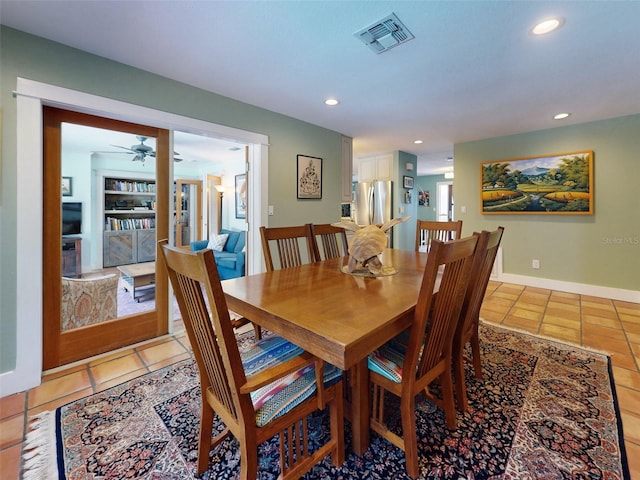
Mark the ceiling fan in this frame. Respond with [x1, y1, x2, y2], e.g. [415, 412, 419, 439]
[104, 136, 183, 163]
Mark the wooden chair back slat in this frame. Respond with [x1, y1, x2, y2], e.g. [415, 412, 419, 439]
[260, 225, 314, 271]
[308, 223, 349, 262]
[415, 220, 463, 251]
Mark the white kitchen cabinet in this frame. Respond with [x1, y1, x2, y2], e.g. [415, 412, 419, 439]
[356, 154, 393, 182]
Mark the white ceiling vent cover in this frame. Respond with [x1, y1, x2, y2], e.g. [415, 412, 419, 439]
[355, 13, 415, 54]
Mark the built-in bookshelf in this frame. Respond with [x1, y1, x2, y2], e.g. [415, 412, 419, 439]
[104, 178, 156, 231]
[102, 175, 156, 267]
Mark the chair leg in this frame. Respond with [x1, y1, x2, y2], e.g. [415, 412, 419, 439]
[453, 344, 469, 412]
[401, 395, 419, 479]
[440, 367, 458, 430]
[239, 433, 258, 480]
[230, 316, 262, 340]
[197, 402, 214, 475]
[471, 327, 482, 379]
[253, 322, 262, 340]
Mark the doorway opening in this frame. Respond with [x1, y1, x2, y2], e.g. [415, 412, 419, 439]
[436, 181, 454, 221]
[9, 78, 268, 395]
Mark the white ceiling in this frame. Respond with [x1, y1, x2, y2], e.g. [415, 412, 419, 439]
[3, 1, 640, 175]
[61, 123, 246, 171]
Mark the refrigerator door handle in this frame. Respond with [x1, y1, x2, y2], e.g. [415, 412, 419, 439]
[367, 185, 374, 225]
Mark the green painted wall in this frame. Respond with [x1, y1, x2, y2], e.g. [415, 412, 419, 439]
[0, 26, 344, 374]
[416, 174, 446, 221]
[394, 151, 418, 250]
[454, 114, 640, 291]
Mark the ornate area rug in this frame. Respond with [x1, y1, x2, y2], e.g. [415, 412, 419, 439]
[23, 323, 630, 479]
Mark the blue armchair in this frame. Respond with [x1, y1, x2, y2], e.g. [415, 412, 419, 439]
[190, 229, 246, 280]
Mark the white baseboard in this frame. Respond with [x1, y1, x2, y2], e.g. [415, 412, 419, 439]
[0, 369, 39, 399]
[495, 272, 640, 303]
[489, 247, 639, 303]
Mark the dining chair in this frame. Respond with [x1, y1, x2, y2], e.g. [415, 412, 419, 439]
[414, 219, 463, 252]
[368, 235, 479, 479]
[453, 226, 504, 412]
[158, 240, 345, 479]
[259, 225, 315, 271]
[307, 223, 349, 262]
[60, 274, 118, 330]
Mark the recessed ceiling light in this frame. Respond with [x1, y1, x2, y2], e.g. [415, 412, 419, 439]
[531, 17, 564, 35]
[553, 112, 571, 120]
[325, 98, 339, 106]
[414, 140, 423, 144]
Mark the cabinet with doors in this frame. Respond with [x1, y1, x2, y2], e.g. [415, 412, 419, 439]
[356, 154, 393, 182]
[61, 237, 82, 277]
[102, 175, 157, 267]
[342, 136, 353, 202]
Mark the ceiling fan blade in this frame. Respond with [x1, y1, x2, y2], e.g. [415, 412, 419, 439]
[110, 144, 136, 153]
[92, 150, 135, 154]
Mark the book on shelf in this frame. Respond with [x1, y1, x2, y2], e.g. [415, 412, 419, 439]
[105, 216, 156, 231]
[105, 179, 156, 193]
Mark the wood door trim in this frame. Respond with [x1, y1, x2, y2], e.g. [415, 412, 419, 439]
[175, 179, 202, 248]
[43, 107, 169, 369]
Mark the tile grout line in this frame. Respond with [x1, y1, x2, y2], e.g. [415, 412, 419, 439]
[612, 300, 640, 374]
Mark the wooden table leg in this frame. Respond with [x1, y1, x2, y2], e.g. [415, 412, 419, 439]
[350, 359, 370, 455]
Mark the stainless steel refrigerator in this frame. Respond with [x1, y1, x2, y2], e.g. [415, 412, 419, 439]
[353, 180, 393, 226]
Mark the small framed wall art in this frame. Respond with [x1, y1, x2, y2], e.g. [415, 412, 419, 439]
[235, 174, 247, 219]
[62, 176, 73, 196]
[418, 189, 430, 206]
[297, 154, 322, 199]
[403, 175, 414, 189]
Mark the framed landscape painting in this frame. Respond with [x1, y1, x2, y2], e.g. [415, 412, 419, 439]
[481, 150, 593, 215]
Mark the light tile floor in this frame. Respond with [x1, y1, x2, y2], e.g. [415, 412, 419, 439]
[1, 282, 639, 479]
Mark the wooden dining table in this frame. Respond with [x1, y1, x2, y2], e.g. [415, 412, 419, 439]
[222, 248, 428, 455]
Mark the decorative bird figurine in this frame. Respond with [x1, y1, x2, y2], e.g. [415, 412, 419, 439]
[332, 216, 410, 276]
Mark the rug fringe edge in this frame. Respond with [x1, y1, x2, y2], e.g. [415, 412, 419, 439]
[22, 411, 59, 480]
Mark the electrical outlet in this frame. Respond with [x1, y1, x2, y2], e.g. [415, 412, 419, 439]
[532, 259, 540, 269]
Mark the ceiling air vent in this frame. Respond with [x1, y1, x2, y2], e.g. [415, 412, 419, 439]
[354, 13, 415, 54]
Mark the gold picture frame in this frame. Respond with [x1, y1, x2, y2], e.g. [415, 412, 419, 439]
[481, 150, 594, 215]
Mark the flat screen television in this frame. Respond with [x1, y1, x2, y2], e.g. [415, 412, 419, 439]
[62, 202, 82, 235]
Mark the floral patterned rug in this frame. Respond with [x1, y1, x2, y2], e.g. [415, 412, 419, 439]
[24, 323, 630, 479]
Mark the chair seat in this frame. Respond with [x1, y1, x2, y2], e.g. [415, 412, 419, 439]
[368, 330, 411, 383]
[242, 335, 342, 427]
